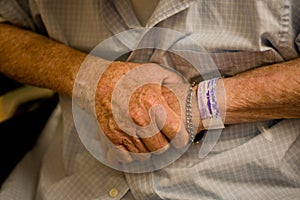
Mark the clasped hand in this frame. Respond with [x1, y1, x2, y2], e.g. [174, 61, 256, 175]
[94, 61, 200, 164]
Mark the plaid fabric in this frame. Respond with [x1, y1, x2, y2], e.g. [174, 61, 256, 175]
[0, 0, 300, 199]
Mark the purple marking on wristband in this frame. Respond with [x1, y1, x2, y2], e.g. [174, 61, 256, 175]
[206, 90, 212, 116]
[197, 78, 223, 128]
[211, 78, 219, 118]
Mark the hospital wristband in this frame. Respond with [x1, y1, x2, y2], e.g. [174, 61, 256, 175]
[197, 78, 225, 130]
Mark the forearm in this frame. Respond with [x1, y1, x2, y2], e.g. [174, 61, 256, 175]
[0, 23, 86, 97]
[220, 58, 300, 124]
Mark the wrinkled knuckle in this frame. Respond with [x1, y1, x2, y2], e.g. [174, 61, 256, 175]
[142, 134, 168, 152]
[130, 108, 149, 126]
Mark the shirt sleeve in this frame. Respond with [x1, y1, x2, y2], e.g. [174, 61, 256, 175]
[0, 0, 47, 35]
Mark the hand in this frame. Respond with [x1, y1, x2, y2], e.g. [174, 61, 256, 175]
[95, 61, 201, 164]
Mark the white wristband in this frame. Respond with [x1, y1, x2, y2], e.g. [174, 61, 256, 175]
[197, 78, 225, 130]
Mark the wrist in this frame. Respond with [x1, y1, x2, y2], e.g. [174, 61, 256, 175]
[196, 78, 225, 130]
[72, 56, 112, 116]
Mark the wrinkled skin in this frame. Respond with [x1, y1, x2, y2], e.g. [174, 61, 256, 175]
[95, 61, 200, 164]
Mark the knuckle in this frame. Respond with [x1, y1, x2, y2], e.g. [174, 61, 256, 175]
[129, 107, 150, 126]
[141, 133, 168, 152]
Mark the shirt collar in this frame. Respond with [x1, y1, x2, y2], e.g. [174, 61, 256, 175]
[111, 0, 197, 28]
[101, 0, 197, 56]
[147, 0, 197, 27]
[112, 0, 141, 28]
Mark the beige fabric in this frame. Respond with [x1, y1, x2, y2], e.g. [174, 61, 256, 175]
[0, 0, 300, 199]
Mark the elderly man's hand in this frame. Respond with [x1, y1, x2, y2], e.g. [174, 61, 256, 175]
[95, 61, 200, 164]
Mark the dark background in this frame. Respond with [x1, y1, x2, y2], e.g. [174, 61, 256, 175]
[0, 74, 58, 186]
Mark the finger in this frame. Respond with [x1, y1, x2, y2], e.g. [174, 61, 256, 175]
[120, 134, 151, 160]
[129, 88, 170, 153]
[107, 117, 150, 154]
[107, 145, 133, 164]
[134, 83, 187, 147]
[158, 106, 190, 148]
[137, 129, 170, 153]
[130, 84, 187, 150]
[129, 136, 149, 153]
[161, 85, 182, 113]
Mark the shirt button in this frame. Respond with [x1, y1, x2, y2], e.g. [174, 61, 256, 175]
[109, 188, 119, 198]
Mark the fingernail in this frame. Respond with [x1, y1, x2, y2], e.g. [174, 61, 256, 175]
[153, 143, 170, 154]
[132, 152, 151, 161]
